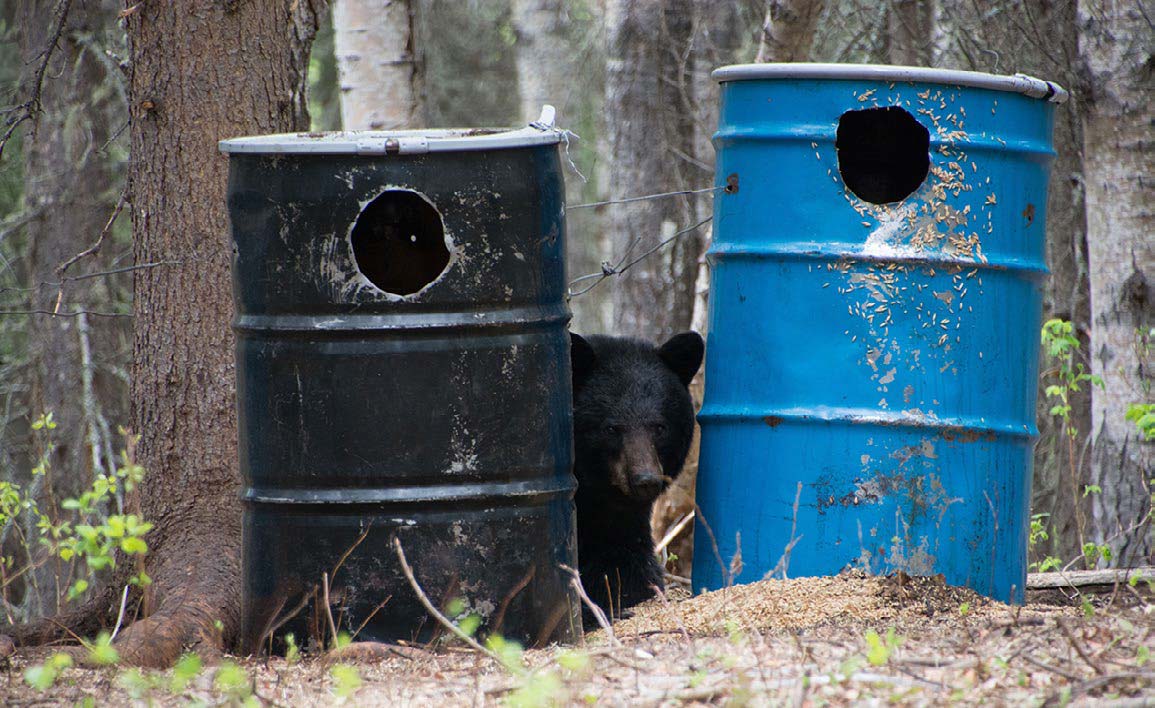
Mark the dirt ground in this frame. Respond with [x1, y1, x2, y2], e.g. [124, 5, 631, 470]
[4, 572, 1153, 706]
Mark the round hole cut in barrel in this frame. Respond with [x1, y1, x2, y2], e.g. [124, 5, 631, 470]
[350, 189, 450, 295]
[836, 105, 930, 205]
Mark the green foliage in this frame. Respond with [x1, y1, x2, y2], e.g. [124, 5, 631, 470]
[1082, 542, 1112, 567]
[23, 652, 73, 691]
[863, 627, 902, 666]
[485, 634, 527, 674]
[284, 633, 301, 664]
[171, 652, 203, 693]
[213, 661, 252, 701]
[505, 670, 564, 708]
[330, 663, 363, 699]
[1027, 514, 1063, 571]
[118, 668, 157, 700]
[0, 420, 152, 604]
[1125, 403, 1155, 440]
[1041, 319, 1102, 438]
[86, 631, 120, 666]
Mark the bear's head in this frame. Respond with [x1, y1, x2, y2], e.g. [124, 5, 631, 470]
[570, 332, 704, 504]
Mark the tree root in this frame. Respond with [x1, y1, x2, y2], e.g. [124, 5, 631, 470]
[96, 595, 226, 668]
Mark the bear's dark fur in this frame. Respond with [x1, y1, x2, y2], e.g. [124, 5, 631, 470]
[570, 331, 704, 618]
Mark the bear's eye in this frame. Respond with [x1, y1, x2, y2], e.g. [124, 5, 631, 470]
[603, 423, 622, 435]
[652, 422, 668, 436]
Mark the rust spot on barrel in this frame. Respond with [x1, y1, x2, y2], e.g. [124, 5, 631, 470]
[763, 415, 783, 427]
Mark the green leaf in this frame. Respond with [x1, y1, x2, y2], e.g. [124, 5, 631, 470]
[171, 653, 203, 693]
[214, 661, 250, 697]
[457, 614, 481, 638]
[23, 664, 58, 691]
[87, 633, 119, 666]
[120, 536, 148, 555]
[67, 579, 89, 601]
[330, 663, 363, 699]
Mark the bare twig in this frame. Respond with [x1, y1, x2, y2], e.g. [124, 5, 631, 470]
[321, 571, 338, 647]
[559, 563, 618, 645]
[768, 481, 804, 580]
[0, 0, 76, 161]
[56, 188, 128, 276]
[330, 523, 372, 581]
[392, 537, 504, 663]
[654, 510, 694, 555]
[1057, 618, 1105, 675]
[350, 594, 393, 642]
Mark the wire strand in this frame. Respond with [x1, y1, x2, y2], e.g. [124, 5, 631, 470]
[566, 185, 722, 211]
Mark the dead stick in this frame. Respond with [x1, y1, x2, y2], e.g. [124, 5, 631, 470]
[321, 572, 338, 647]
[1057, 618, 1105, 676]
[392, 537, 504, 664]
[559, 564, 617, 645]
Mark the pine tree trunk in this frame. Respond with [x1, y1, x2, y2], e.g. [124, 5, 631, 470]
[103, 0, 321, 666]
[1078, 0, 1154, 565]
[333, 0, 421, 129]
[17, 0, 118, 622]
[604, 0, 699, 341]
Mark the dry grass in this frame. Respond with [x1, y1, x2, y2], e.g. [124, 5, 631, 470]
[3, 572, 1152, 706]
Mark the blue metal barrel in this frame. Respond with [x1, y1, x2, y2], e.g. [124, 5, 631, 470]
[693, 65, 1067, 602]
[219, 125, 580, 650]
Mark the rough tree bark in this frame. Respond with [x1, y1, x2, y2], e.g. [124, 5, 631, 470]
[754, 0, 826, 63]
[885, 0, 933, 65]
[16, 0, 118, 622]
[4, 0, 323, 666]
[1078, 0, 1154, 565]
[603, 0, 699, 341]
[333, 0, 421, 129]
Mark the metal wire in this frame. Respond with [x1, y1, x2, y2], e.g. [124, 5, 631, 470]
[566, 185, 723, 211]
[568, 216, 713, 299]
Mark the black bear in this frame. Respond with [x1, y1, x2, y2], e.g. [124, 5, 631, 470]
[570, 331, 705, 619]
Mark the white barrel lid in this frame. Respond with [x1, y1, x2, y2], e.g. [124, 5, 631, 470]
[220, 106, 566, 155]
[713, 63, 1068, 103]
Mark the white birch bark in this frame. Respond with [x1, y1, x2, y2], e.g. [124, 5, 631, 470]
[333, 0, 421, 130]
[755, 0, 826, 63]
[1078, 0, 1154, 564]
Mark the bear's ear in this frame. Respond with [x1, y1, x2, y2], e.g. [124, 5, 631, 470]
[658, 331, 704, 387]
[570, 332, 598, 389]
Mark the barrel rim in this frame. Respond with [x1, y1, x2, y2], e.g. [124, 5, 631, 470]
[713, 63, 1068, 104]
[219, 125, 564, 155]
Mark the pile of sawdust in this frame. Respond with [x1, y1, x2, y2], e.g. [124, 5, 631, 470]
[603, 571, 1002, 639]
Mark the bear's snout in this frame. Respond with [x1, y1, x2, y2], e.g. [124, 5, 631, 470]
[620, 431, 665, 502]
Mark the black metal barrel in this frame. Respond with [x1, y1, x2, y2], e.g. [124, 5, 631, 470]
[219, 125, 579, 650]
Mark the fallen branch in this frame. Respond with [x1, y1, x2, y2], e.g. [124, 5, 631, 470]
[1027, 568, 1155, 589]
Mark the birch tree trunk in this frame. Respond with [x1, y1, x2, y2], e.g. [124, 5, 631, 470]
[754, 0, 826, 63]
[511, 0, 606, 333]
[1078, 0, 1154, 565]
[333, 0, 421, 129]
[604, 0, 698, 341]
[511, 0, 571, 128]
